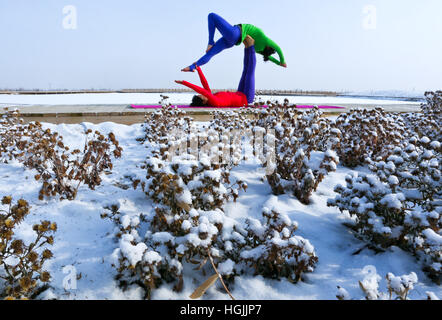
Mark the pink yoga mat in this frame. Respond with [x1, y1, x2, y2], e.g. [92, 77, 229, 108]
[130, 105, 344, 109]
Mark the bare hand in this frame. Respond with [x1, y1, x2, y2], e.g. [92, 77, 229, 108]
[175, 80, 184, 84]
[206, 45, 213, 53]
[281, 63, 287, 68]
[243, 35, 255, 48]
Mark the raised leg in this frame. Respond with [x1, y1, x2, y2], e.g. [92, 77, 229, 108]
[186, 14, 240, 71]
[208, 13, 240, 46]
[190, 37, 233, 71]
[240, 46, 256, 104]
[237, 46, 251, 94]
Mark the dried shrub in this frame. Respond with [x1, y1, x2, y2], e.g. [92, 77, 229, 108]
[209, 108, 250, 132]
[0, 108, 27, 162]
[402, 91, 441, 141]
[143, 154, 247, 212]
[101, 205, 161, 298]
[110, 105, 248, 298]
[235, 208, 318, 282]
[103, 202, 231, 299]
[104, 203, 318, 299]
[141, 104, 194, 146]
[105, 105, 318, 299]
[138, 102, 340, 206]
[208, 109, 253, 167]
[337, 269, 424, 300]
[0, 196, 56, 299]
[331, 108, 406, 168]
[109, 152, 246, 298]
[0, 108, 123, 200]
[249, 104, 340, 204]
[328, 136, 441, 282]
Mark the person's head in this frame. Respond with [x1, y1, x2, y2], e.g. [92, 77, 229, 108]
[190, 95, 208, 106]
[262, 46, 276, 62]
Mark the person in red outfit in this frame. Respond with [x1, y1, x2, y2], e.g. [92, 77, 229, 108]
[176, 36, 256, 107]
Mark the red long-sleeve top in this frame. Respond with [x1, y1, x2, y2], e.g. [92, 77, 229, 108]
[179, 66, 248, 107]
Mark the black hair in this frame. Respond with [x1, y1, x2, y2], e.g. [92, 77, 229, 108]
[262, 46, 276, 62]
[190, 95, 207, 107]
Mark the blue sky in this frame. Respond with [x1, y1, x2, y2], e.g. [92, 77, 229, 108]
[1, 0, 441, 92]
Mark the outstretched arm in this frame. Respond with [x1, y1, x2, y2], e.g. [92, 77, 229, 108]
[268, 56, 287, 67]
[266, 38, 286, 67]
[195, 66, 211, 92]
[175, 80, 216, 102]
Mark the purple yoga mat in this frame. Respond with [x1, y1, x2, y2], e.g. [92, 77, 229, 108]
[130, 105, 344, 109]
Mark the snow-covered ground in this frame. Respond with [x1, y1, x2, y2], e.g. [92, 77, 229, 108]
[0, 93, 422, 107]
[0, 120, 439, 300]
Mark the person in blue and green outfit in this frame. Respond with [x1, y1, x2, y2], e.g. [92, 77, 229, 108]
[182, 12, 287, 72]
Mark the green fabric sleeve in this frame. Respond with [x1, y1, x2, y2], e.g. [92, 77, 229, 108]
[268, 56, 281, 66]
[266, 38, 285, 65]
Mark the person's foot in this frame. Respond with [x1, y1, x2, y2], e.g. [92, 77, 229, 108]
[206, 44, 213, 53]
[181, 67, 194, 72]
[243, 35, 255, 48]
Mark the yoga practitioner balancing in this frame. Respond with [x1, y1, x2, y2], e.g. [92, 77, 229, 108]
[176, 36, 256, 107]
[181, 12, 286, 72]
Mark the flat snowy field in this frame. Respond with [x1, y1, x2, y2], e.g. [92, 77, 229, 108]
[0, 93, 422, 107]
[0, 120, 440, 300]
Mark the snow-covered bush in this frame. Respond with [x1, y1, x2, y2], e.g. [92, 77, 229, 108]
[0, 108, 123, 200]
[109, 152, 246, 298]
[101, 204, 163, 299]
[143, 154, 247, 212]
[103, 200, 231, 299]
[0, 108, 26, 162]
[0, 196, 56, 299]
[337, 268, 426, 300]
[328, 136, 441, 281]
[209, 108, 250, 132]
[139, 102, 340, 205]
[250, 104, 340, 204]
[103, 203, 318, 298]
[369, 136, 441, 280]
[232, 208, 318, 282]
[137, 104, 248, 212]
[249, 101, 336, 152]
[385, 272, 419, 300]
[210, 103, 342, 204]
[208, 109, 254, 167]
[105, 105, 318, 298]
[141, 104, 194, 147]
[328, 171, 409, 247]
[110, 106, 247, 298]
[402, 91, 441, 141]
[331, 108, 406, 168]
